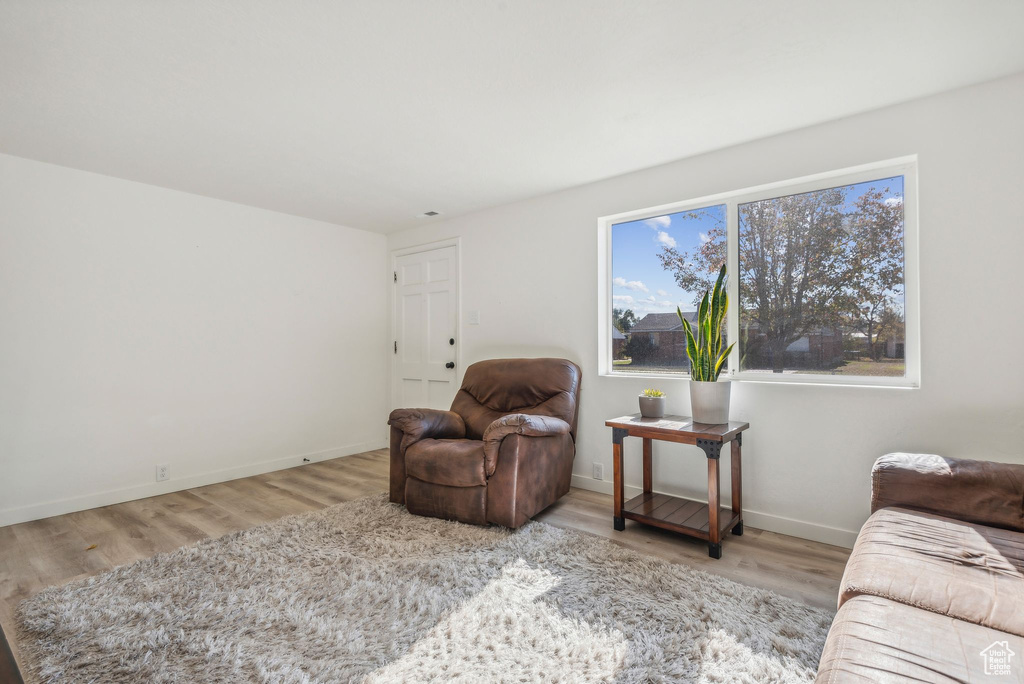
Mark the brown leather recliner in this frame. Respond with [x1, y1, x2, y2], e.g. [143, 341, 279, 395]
[387, 358, 581, 528]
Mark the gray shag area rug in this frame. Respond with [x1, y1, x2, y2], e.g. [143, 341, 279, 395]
[18, 495, 833, 683]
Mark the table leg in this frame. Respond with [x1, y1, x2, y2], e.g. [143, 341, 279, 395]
[707, 456, 721, 558]
[613, 432, 625, 531]
[642, 438, 652, 494]
[731, 436, 743, 536]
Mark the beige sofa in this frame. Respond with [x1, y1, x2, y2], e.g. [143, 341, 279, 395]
[816, 453, 1024, 683]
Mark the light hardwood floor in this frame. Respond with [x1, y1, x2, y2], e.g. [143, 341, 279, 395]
[0, 449, 850, 672]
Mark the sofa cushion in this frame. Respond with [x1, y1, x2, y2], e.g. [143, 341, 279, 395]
[816, 594, 1023, 683]
[405, 438, 487, 487]
[840, 507, 1024, 636]
[871, 452, 1024, 531]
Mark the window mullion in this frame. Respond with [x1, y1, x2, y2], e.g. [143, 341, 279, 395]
[726, 199, 740, 377]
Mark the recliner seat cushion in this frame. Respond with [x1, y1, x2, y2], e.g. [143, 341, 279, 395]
[405, 438, 486, 487]
[405, 478, 487, 526]
[839, 507, 1024, 636]
[816, 594, 1023, 683]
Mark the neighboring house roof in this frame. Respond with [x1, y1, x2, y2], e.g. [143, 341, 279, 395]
[612, 327, 626, 340]
[744, 320, 851, 339]
[847, 330, 907, 342]
[635, 311, 881, 343]
[786, 337, 810, 352]
[632, 311, 697, 333]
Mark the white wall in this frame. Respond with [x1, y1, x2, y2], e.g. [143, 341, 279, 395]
[388, 73, 1024, 547]
[0, 154, 388, 525]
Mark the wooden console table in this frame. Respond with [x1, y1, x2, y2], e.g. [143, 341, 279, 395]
[605, 414, 749, 558]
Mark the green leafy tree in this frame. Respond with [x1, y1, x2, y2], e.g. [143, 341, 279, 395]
[861, 304, 905, 360]
[658, 185, 903, 372]
[656, 209, 727, 296]
[612, 308, 638, 333]
[623, 334, 657, 364]
[844, 189, 905, 360]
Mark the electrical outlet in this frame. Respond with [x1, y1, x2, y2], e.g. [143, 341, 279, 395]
[156, 464, 169, 482]
[593, 462, 604, 481]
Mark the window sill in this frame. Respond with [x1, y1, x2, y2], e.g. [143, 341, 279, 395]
[601, 370, 918, 389]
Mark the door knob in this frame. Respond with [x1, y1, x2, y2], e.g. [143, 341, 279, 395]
[445, 362, 455, 369]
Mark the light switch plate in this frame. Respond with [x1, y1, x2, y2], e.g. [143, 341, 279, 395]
[466, 310, 480, 325]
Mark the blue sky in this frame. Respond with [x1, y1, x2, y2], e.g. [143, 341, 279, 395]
[612, 176, 905, 321]
[840, 175, 903, 207]
[612, 205, 725, 316]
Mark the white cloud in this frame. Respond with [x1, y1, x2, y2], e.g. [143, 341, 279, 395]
[699, 232, 712, 244]
[613, 295, 634, 304]
[645, 295, 656, 302]
[656, 289, 667, 297]
[629, 298, 684, 315]
[613, 277, 649, 293]
[640, 215, 677, 248]
[884, 196, 903, 207]
[678, 301, 698, 311]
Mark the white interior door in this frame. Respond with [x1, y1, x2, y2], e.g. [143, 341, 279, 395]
[393, 245, 459, 410]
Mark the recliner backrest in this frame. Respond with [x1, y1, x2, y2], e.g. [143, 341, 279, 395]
[450, 358, 582, 441]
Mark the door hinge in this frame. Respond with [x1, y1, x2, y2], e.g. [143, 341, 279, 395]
[394, 340, 397, 354]
[393, 271, 397, 283]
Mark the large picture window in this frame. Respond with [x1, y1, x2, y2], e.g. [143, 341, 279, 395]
[736, 178, 905, 377]
[610, 205, 725, 374]
[599, 158, 918, 387]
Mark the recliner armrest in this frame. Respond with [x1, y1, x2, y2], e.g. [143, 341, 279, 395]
[483, 414, 571, 475]
[387, 408, 466, 451]
[871, 452, 1024, 531]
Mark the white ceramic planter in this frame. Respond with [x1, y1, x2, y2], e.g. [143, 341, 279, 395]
[638, 395, 666, 419]
[689, 381, 731, 424]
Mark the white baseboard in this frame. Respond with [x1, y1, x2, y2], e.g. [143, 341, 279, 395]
[570, 473, 858, 549]
[0, 439, 387, 527]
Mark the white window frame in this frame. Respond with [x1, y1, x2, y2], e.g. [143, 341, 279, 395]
[597, 156, 920, 388]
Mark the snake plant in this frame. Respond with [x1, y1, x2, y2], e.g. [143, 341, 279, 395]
[678, 264, 735, 381]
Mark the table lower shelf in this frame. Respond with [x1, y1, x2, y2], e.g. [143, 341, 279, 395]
[621, 491, 740, 541]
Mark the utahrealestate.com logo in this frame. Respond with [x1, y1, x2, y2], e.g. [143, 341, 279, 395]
[980, 641, 1016, 677]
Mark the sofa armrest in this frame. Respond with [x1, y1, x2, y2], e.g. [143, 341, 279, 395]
[871, 453, 1024, 531]
[483, 414, 571, 476]
[387, 408, 466, 451]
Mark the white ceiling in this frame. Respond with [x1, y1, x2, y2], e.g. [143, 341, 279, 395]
[2, 1, 1023, 233]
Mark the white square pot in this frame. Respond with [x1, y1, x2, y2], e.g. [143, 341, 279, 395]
[689, 380, 731, 424]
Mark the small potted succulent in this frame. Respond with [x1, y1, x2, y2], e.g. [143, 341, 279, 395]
[638, 388, 666, 419]
[680, 264, 735, 424]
